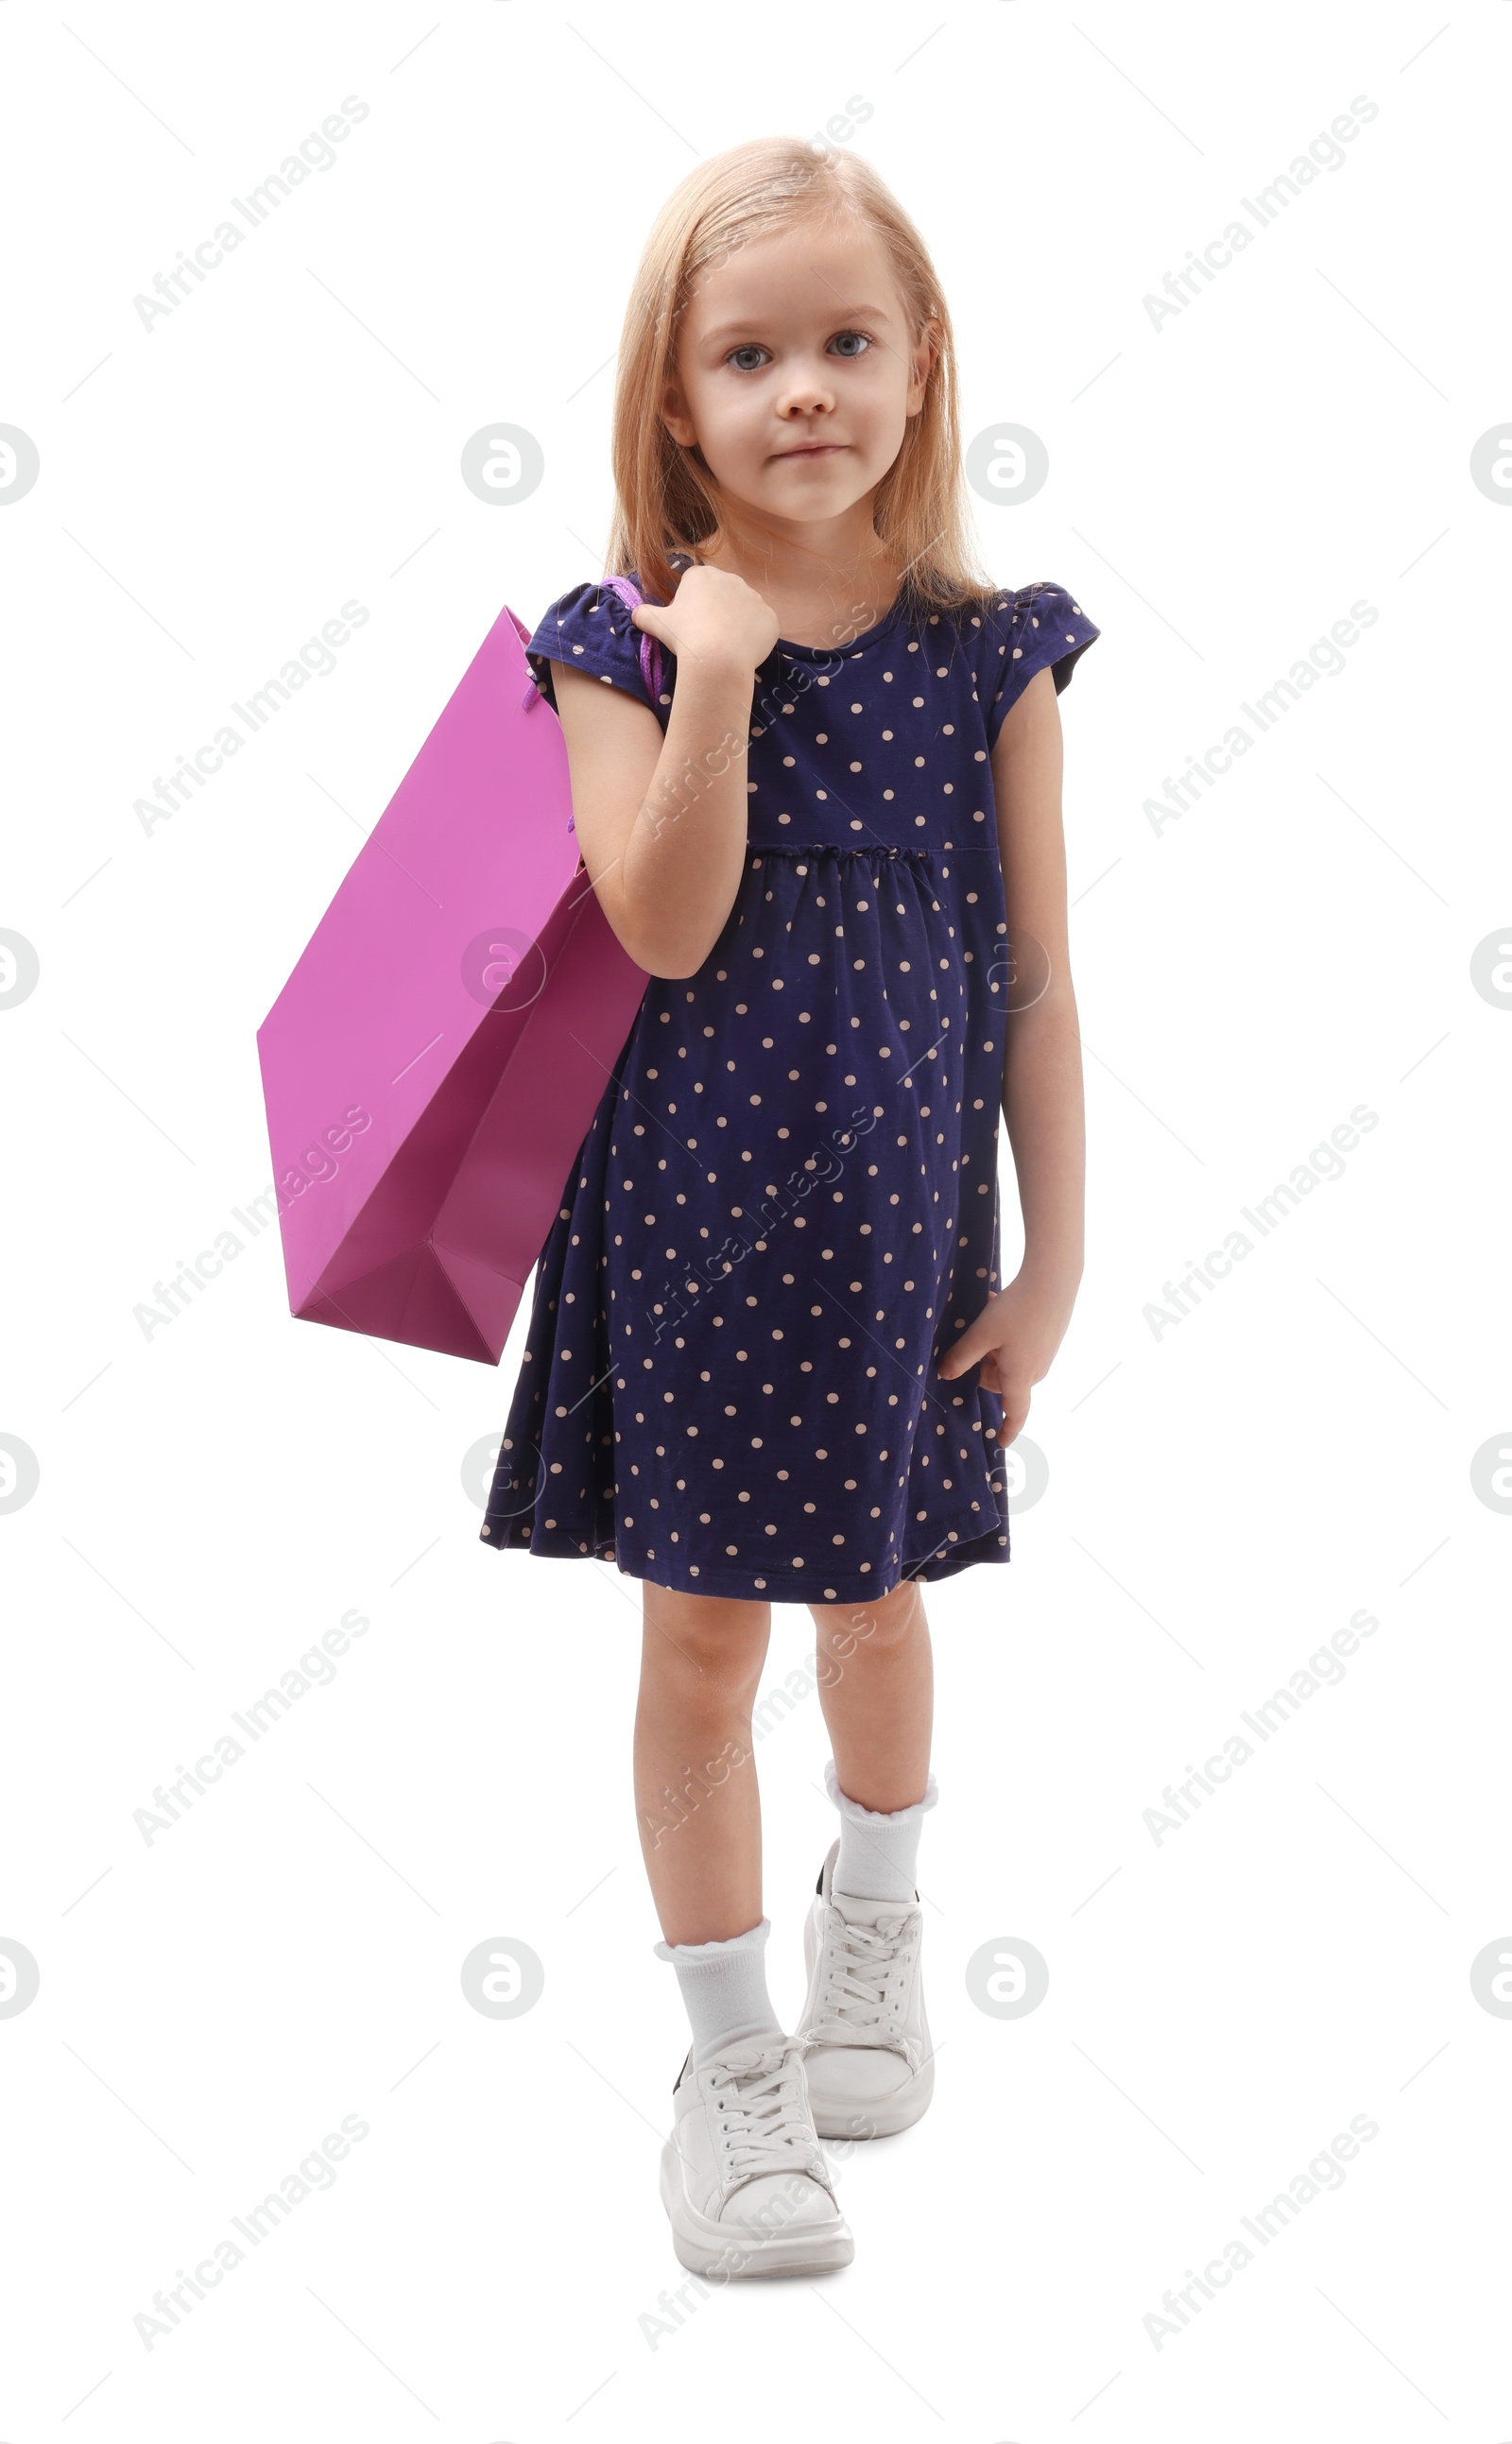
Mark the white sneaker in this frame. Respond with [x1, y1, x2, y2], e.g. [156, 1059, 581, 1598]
[795, 1838, 934, 2140]
[659, 2034, 854, 2279]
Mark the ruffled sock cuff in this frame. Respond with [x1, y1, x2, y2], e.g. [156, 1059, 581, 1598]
[824, 1756, 938, 1824]
[652, 1914, 771, 1965]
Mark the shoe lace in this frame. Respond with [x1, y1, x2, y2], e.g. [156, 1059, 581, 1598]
[801, 1905, 923, 2072]
[705, 2040, 834, 2203]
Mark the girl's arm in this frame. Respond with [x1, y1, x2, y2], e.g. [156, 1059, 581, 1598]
[551, 566, 779, 980]
[992, 665, 1087, 1305]
[936, 664, 1086, 1441]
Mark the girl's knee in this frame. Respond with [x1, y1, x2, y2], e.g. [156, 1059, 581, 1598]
[809, 1579, 925, 1658]
[641, 1586, 770, 1693]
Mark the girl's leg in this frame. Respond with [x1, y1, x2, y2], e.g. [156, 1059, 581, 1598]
[634, 1580, 772, 1945]
[641, 1582, 852, 2270]
[797, 1578, 937, 2136]
[808, 1576, 934, 1815]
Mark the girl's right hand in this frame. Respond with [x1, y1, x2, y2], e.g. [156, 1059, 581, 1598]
[630, 562, 779, 677]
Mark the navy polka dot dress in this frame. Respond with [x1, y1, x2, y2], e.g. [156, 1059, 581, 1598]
[480, 554, 1099, 1602]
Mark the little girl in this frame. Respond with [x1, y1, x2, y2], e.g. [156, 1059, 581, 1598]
[481, 134, 1098, 2278]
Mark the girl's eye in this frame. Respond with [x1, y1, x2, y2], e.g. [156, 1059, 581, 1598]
[724, 331, 874, 371]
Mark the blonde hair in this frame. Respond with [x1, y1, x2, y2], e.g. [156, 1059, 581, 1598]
[602, 135, 999, 620]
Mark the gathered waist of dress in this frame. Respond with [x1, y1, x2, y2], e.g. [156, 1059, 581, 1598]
[745, 838, 998, 860]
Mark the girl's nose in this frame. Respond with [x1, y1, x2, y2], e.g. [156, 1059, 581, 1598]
[775, 365, 837, 418]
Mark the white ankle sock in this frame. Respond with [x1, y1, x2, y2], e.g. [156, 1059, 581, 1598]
[825, 1757, 938, 1902]
[653, 1917, 784, 2067]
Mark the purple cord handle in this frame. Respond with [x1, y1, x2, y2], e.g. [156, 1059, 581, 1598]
[523, 572, 668, 715]
[533, 574, 670, 834]
[597, 574, 666, 707]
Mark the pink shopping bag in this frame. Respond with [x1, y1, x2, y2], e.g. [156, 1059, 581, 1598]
[255, 597, 653, 1364]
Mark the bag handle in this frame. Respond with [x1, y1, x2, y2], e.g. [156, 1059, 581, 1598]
[596, 574, 666, 707]
[521, 574, 668, 715]
[526, 574, 670, 839]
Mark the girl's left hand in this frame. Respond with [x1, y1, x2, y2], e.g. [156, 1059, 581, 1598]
[935, 1273, 1079, 1447]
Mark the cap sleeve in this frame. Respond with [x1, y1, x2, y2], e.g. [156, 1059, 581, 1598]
[525, 578, 671, 728]
[982, 581, 1100, 751]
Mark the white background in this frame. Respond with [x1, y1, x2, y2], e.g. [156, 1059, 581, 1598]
[3, 1, 1508, 2435]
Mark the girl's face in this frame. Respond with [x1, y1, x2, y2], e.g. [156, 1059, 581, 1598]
[662, 216, 936, 546]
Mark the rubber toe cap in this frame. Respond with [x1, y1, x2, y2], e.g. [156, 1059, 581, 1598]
[721, 2169, 838, 2229]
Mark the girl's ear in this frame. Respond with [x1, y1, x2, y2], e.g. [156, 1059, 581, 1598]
[660, 377, 697, 450]
[906, 316, 941, 414]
